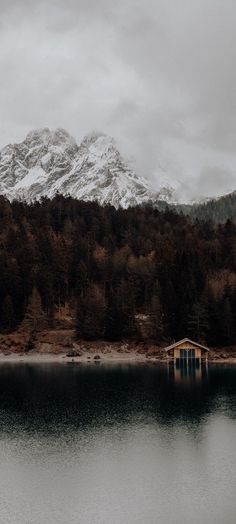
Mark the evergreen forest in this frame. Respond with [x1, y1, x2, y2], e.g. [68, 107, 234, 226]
[0, 194, 236, 347]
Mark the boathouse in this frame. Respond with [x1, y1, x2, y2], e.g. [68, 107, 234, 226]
[164, 338, 209, 365]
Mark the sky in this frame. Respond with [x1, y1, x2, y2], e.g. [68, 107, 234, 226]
[0, 0, 236, 201]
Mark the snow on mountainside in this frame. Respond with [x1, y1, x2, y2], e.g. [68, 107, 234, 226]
[0, 127, 180, 208]
[53, 132, 158, 208]
[0, 128, 163, 208]
[1, 128, 234, 210]
[0, 128, 78, 199]
[152, 169, 181, 204]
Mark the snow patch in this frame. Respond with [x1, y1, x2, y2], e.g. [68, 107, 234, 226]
[14, 167, 48, 189]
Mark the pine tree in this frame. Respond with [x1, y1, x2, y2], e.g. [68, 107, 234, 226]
[22, 286, 46, 333]
[187, 300, 208, 342]
[147, 294, 164, 342]
[76, 283, 106, 340]
[221, 296, 234, 346]
[202, 287, 221, 346]
[116, 279, 137, 339]
[104, 289, 124, 341]
[1, 295, 15, 332]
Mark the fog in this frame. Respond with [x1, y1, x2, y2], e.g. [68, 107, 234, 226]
[0, 0, 236, 200]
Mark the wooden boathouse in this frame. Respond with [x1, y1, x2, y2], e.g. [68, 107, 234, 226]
[164, 338, 209, 365]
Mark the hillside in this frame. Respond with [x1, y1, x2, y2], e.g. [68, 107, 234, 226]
[188, 191, 236, 223]
[0, 195, 236, 348]
[152, 191, 236, 223]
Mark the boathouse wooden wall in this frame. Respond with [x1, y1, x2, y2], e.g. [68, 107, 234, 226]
[167, 341, 206, 359]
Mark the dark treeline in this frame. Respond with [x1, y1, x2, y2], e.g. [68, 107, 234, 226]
[177, 191, 236, 223]
[0, 194, 236, 347]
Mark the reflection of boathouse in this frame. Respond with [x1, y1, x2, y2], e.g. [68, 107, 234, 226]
[164, 338, 209, 365]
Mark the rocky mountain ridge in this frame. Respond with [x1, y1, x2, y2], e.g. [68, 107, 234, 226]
[0, 128, 235, 216]
[0, 128, 167, 208]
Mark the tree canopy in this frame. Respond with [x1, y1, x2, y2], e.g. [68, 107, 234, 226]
[0, 195, 236, 346]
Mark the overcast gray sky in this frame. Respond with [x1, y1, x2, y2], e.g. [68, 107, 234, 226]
[0, 0, 236, 200]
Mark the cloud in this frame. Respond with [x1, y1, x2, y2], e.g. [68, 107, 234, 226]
[0, 0, 235, 200]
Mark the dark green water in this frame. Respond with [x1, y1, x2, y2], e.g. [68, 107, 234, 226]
[0, 362, 236, 524]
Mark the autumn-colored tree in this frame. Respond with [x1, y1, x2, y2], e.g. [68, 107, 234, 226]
[0, 194, 236, 347]
[22, 286, 46, 333]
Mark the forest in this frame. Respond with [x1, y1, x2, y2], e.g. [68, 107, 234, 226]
[154, 190, 236, 224]
[0, 194, 236, 347]
[181, 191, 236, 224]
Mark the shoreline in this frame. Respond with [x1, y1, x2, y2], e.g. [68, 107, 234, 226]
[1, 329, 236, 364]
[0, 351, 151, 364]
[0, 351, 236, 364]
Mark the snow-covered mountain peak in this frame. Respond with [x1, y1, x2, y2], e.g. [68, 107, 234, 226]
[78, 132, 124, 168]
[24, 127, 77, 152]
[65, 131, 156, 208]
[25, 127, 51, 144]
[80, 130, 107, 144]
[78, 132, 117, 158]
[151, 167, 181, 204]
[0, 127, 174, 208]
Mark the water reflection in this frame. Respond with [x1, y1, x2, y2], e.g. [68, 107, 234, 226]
[168, 359, 208, 384]
[0, 363, 235, 524]
[0, 362, 235, 436]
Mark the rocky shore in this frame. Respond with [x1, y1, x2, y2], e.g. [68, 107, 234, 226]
[0, 329, 236, 363]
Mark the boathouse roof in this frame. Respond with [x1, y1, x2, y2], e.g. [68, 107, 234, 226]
[164, 338, 209, 353]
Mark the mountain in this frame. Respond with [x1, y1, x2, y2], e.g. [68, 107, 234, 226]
[0, 128, 165, 208]
[152, 171, 181, 204]
[1, 128, 235, 221]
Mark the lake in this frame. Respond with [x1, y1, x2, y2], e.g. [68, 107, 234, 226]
[0, 362, 236, 524]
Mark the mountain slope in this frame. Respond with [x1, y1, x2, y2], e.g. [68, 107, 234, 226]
[0, 128, 78, 197]
[1, 127, 235, 220]
[0, 128, 161, 208]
